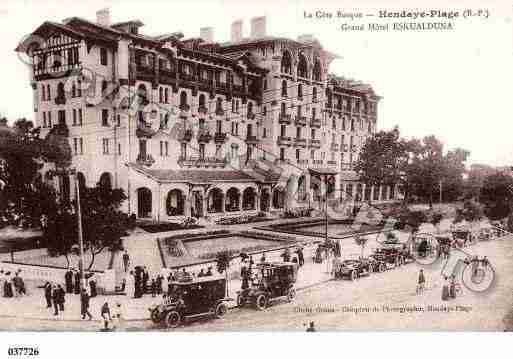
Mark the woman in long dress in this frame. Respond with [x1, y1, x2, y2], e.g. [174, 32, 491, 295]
[125, 271, 135, 298]
[441, 276, 450, 300]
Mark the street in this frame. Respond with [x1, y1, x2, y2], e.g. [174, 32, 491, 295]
[1, 237, 511, 331]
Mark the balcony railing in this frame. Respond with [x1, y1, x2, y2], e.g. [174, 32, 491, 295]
[177, 129, 193, 142]
[331, 143, 340, 151]
[178, 156, 227, 168]
[312, 159, 323, 165]
[278, 114, 292, 124]
[298, 159, 309, 166]
[294, 116, 307, 126]
[277, 136, 292, 146]
[197, 129, 213, 143]
[310, 118, 321, 128]
[327, 160, 337, 166]
[341, 162, 355, 171]
[308, 139, 321, 148]
[293, 138, 307, 148]
[214, 132, 227, 143]
[197, 106, 208, 116]
[245, 135, 259, 145]
[136, 153, 155, 167]
[179, 103, 191, 118]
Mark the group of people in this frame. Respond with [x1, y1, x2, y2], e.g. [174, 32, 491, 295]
[64, 268, 98, 297]
[100, 301, 124, 331]
[0, 270, 26, 298]
[441, 275, 460, 300]
[280, 247, 305, 266]
[43, 282, 66, 315]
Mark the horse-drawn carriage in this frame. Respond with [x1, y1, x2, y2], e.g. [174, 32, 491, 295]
[237, 262, 298, 310]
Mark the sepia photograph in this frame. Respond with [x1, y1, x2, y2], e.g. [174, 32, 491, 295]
[0, 0, 512, 356]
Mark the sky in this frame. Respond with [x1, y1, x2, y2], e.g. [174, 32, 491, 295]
[0, 0, 512, 166]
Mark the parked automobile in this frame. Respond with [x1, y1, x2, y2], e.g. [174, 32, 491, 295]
[148, 275, 231, 328]
[237, 262, 298, 310]
[333, 257, 375, 280]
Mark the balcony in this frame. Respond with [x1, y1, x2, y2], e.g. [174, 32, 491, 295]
[310, 118, 321, 128]
[312, 159, 323, 165]
[278, 114, 292, 124]
[293, 137, 307, 148]
[308, 139, 321, 149]
[294, 116, 307, 126]
[197, 129, 213, 143]
[177, 129, 193, 142]
[298, 159, 309, 166]
[179, 103, 191, 118]
[178, 156, 227, 168]
[214, 132, 228, 143]
[331, 143, 340, 151]
[245, 135, 259, 145]
[136, 153, 155, 167]
[341, 162, 355, 171]
[277, 136, 292, 146]
[215, 108, 225, 117]
[136, 122, 156, 138]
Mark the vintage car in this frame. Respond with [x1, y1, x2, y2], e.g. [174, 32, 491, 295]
[370, 243, 412, 269]
[333, 257, 375, 280]
[148, 275, 231, 328]
[237, 262, 298, 310]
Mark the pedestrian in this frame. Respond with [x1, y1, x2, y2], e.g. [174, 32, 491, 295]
[52, 284, 60, 315]
[3, 272, 13, 298]
[74, 270, 80, 294]
[100, 302, 111, 330]
[449, 275, 456, 299]
[151, 278, 156, 298]
[416, 269, 425, 295]
[44, 282, 52, 308]
[197, 268, 206, 278]
[56, 284, 65, 312]
[112, 302, 123, 331]
[125, 271, 135, 298]
[142, 266, 149, 294]
[80, 289, 93, 320]
[156, 275, 163, 294]
[296, 247, 305, 266]
[122, 250, 130, 273]
[306, 321, 316, 332]
[65, 268, 73, 293]
[12, 272, 22, 297]
[16, 271, 26, 296]
[89, 276, 97, 298]
[441, 276, 450, 301]
[260, 252, 266, 263]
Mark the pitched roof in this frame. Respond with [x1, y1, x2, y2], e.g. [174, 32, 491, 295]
[128, 163, 257, 183]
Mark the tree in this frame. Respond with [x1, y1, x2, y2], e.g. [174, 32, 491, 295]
[45, 183, 129, 269]
[480, 172, 513, 220]
[354, 127, 408, 201]
[215, 250, 232, 297]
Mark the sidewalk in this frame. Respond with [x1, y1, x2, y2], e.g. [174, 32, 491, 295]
[0, 252, 334, 322]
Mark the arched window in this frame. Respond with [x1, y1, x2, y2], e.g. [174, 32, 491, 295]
[281, 80, 287, 97]
[137, 84, 148, 106]
[179, 91, 188, 109]
[281, 51, 292, 74]
[199, 94, 206, 108]
[297, 84, 303, 99]
[166, 189, 184, 216]
[99, 172, 112, 190]
[207, 188, 224, 213]
[297, 53, 308, 78]
[312, 87, 317, 102]
[247, 101, 253, 116]
[225, 188, 240, 212]
[242, 187, 256, 210]
[312, 59, 322, 82]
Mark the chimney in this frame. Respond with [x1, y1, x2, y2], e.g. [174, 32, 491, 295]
[250, 16, 266, 38]
[96, 8, 111, 27]
[231, 20, 243, 43]
[200, 27, 214, 43]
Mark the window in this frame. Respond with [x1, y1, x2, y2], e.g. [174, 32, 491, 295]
[72, 82, 76, 98]
[164, 88, 169, 103]
[139, 139, 147, 157]
[77, 80, 82, 97]
[100, 48, 108, 66]
[297, 105, 302, 117]
[43, 112, 47, 128]
[58, 110, 66, 125]
[311, 129, 316, 139]
[296, 127, 301, 138]
[216, 120, 222, 133]
[41, 85, 45, 102]
[247, 102, 253, 116]
[235, 123, 239, 136]
[312, 87, 317, 102]
[73, 138, 78, 155]
[46, 84, 51, 100]
[159, 87, 163, 103]
[281, 80, 287, 97]
[280, 148, 285, 160]
[116, 114, 121, 127]
[180, 143, 187, 158]
[102, 138, 109, 154]
[296, 149, 300, 161]
[72, 109, 77, 126]
[263, 106, 267, 117]
[165, 141, 169, 156]
[280, 124, 286, 137]
[101, 109, 109, 126]
[298, 84, 303, 99]
[263, 128, 267, 138]
[312, 108, 316, 119]
[160, 141, 163, 156]
[179, 91, 188, 108]
[78, 109, 83, 126]
[80, 138, 83, 154]
[118, 143, 121, 155]
[47, 111, 52, 127]
[310, 149, 315, 159]
[199, 144, 205, 159]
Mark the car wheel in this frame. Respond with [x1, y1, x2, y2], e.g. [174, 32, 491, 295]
[287, 288, 297, 302]
[164, 311, 181, 328]
[236, 294, 245, 307]
[255, 294, 268, 310]
[215, 303, 227, 318]
[150, 308, 160, 324]
[350, 270, 357, 281]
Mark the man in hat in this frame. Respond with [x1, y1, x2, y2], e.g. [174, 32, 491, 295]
[74, 270, 81, 294]
[122, 250, 130, 273]
[80, 289, 93, 320]
[44, 282, 52, 308]
[65, 268, 73, 293]
[52, 284, 60, 315]
[306, 321, 316, 332]
[205, 267, 213, 276]
[56, 284, 65, 312]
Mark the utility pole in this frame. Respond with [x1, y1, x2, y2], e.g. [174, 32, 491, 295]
[439, 180, 443, 204]
[74, 170, 86, 291]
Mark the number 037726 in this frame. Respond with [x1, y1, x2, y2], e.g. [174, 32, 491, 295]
[7, 347, 39, 356]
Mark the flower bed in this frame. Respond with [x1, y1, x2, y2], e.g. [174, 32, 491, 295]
[215, 213, 272, 226]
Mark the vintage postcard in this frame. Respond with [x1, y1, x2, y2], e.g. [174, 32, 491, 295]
[0, 0, 512, 347]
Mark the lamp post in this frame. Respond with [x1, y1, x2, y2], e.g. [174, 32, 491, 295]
[70, 168, 86, 291]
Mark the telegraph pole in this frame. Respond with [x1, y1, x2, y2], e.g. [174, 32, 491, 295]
[74, 170, 86, 291]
